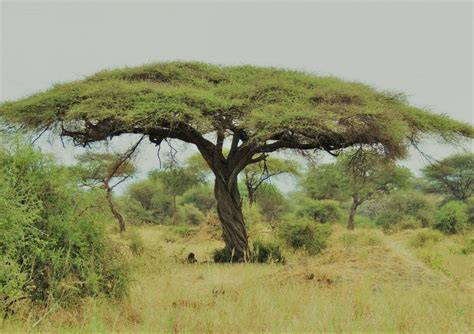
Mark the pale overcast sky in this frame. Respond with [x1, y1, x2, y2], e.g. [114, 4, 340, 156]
[0, 0, 472, 191]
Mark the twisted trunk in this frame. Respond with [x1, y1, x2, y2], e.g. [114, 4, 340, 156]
[104, 183, 126, 233]
[214, 175, 249, 261]
[347, 195, 362, 230]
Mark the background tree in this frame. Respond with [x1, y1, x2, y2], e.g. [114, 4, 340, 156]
[243, 157, 299, 205]
[422, 153, 474, 201]
[75, 138, 142, 232]
[302, 153, 412, 229]
[1, 62, 472, 260]
[149, 165, 204, 223]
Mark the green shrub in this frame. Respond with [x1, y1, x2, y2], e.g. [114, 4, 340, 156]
[466, 197, 474, 225]
[353, 215, 378, 229]
[339, 230, 383, 248]
[376, 191, 435, 231]
[256, 184, 289, 223]
[0, 142, 129, 314]
[179, 185, 216, 213]
[279, 218, 331, 255]
[213, 247, 235, 263]
[179, 204, 206, 225]
[461, 238, 474, 254]
[434, 201, 468, 234]
[397, 216, 423, 230]
[127, 231, 145, 255]
[251, 240, 285, 263]
[296, 199, 342, 224]
[409, 229, 443, 248]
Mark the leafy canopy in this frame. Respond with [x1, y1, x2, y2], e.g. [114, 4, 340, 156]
[422, 153, 474, 201]
[1, 62, 472, 164]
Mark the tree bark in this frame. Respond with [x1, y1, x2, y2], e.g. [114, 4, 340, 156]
[214, 175, 249, 262]
[347, 195, 361, 230]
[105, 186, 126, 233]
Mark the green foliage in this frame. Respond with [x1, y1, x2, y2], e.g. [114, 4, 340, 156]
[127, 231, 145, 255]
[296, 199, 342, 223]
[0, 141, 129, 313]
[279, 218, 331, 255]
[250, 240, 285, 263]
[434, 201, 468, 234]
[256, 184, 288, 223]
[179, 184, 216, 213]
[409, 230, 443, 248]
[339, 230, 383, 248]
[465, 197, 474, 225]
[375, 191, 436, 231]
[461, 238, 474, 254]
[1, 62, 471, 161]
[422, 153, 474, 201]
[179, 204, 206, 225]
[122, 177, 173, 224]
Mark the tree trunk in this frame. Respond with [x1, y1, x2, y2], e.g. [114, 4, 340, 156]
[247, 186, 256, 206]
[106, 187, 126, 233]
[214, 175, 249, 262]
[347, 196, 361, 231]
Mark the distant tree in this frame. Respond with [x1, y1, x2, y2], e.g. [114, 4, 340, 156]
[75, 138, 142, 232]
[422, 153, 474, 201]
[1, 61, 472, 260]
[149, 165, 204, 223]
[302, 153, 412, 230]
[243, 157, 299, 205]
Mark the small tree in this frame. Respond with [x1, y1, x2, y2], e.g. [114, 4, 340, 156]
[302, 153, 412, 230]
[1, 62, 472, 260]
[149, 165, 204, 223]
[422, 153, 474, 201]
[75, 138, 141, 232]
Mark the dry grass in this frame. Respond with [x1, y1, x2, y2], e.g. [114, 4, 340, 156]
[2, 225, 473, 333]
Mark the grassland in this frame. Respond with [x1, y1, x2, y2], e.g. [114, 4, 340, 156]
[2, 224, 473, 333]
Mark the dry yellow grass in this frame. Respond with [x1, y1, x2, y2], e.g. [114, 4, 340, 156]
[2, 225, 473, 333]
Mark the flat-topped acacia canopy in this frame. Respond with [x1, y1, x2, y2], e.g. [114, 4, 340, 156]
[1, 61, 472, 260]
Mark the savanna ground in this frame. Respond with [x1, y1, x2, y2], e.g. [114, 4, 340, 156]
[2, 222, 472, 333]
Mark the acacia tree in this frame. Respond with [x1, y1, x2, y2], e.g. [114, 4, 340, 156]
[1, 62, 472, 260]
[75, 138, 142, 232]
[422, 153, 474, 201]
[302, 154, 412, 230]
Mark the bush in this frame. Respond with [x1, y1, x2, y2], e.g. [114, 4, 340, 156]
[434, 201, 468, 234]
[0, 142, 129, 314]
[279, 218, 331, 255]
[339, 230, 383, 248]
[409, 229, 443, 248]
[296, 199, 342, 224]
[212, 240, 284, 263]
[179, 204, 206, 225]
[466, 197, 474, 225]
[354, 215, 377, 229]
[395, 216, 423, 231]
[251, 240, 285, 263]
[376, 191, 435, 231]
[179, 185, 216, 213]
[127, 231, 145, 255]
[256, 184, 288, 223]
[461, 238, 474, 254]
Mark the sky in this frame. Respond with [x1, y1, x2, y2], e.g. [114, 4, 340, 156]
[0, 0, 472, 191]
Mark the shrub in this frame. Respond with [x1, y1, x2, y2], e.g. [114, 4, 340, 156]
[296, 199, 342, 224]
[339, 230, 383, 248]
[256, 184, 289, 223]
[434, 201, 468, 234]
[212, 240, 285, 263]
[279, 218, 331, 255]
[251, 240, 285, 263]
[179, 184, 216, 213]
[396, 216, 423, 230]
[409, 229, 443, 248]
[127, 231, 145, 255]
[0, 142, 129, 314]
[461, 238, 474, 254]
[466, 197, 474, 225]
[376, 191, 435, 231]
[354, 215, 377, 229]
[179, 204, 206, 225]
